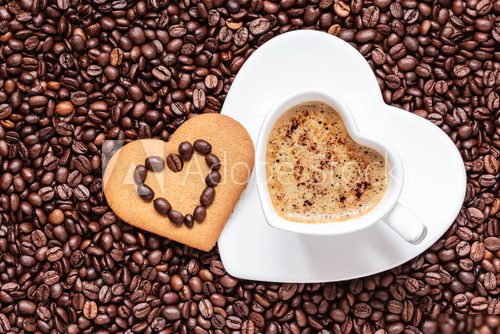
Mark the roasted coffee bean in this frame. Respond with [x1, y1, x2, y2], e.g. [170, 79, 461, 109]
[134, 165, 147, 184]
[249, 18, 270, 35]
[471, 297, 488, 311]
[153, 198, 171, 215]
[205, 153, 221, 170]
[133, 303, 151, 319]
[166, 154, 183, 172]
[168, 210, 184, 225]
[137, 184, 154, 201]
[193, 205, 207, 222]
[334, 1, 350, 17]
[152, 66, 171, 81]
[205, 75, 218, 89]
[194, 139, 212, 155]
[200, 187, 216, 207]
[279, 284, 298, 301]
[353, 303, 372, 318]
[184, 214, 194, 228]
[179, 142, 194, 161]
[83, 301, 97, 319]
[170, 102, 185, 116]
[206, 170, 222, 186]
[145, 156, 165, 172]
[193, 89, 206, 109]
[0, 0, 496, 331]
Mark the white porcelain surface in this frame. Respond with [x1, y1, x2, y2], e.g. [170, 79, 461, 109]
[218, 30, 466, 283]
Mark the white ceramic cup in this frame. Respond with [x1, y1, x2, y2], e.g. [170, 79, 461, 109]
[255, 91, 427, 244]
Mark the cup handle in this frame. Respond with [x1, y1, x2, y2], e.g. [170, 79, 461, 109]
[381, 203, 427, 244]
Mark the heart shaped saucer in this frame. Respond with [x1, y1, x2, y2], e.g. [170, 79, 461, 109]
[104, 114, 254, 252]
[218, 30, 466, 282]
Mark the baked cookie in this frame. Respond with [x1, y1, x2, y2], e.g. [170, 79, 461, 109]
[103, 113, 254, 251]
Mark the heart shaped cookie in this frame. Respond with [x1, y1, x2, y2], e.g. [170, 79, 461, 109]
[103, 114, 254, 251]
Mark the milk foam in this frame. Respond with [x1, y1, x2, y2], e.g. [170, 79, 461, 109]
[266, 102, 387, 223]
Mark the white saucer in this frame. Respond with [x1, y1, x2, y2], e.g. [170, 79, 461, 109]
[218, 31, 466, 283]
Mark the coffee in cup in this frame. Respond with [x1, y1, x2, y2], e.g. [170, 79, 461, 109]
[266, 101, 387, 223]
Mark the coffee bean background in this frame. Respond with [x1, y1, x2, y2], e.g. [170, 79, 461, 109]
[0, 0, 498, 332]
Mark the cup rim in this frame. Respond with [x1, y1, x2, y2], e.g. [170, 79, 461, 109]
[255, 90, 404, 235]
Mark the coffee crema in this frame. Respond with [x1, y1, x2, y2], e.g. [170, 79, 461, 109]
[266, 101, 387, 223]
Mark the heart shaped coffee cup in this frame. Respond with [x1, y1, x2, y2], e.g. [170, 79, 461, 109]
[104, 114, 254, 251]
[255, 91, 427, 244]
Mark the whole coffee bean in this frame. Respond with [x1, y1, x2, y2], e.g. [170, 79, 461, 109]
[470, 241, 485, 262]
[43, 271, 60, 285]
[200, 187, 215, 207]
[278, 284, 298, 301]
[166, 153, 183, 172]
[484, 237, 500, 251]
[483, 272, 496, 290]
[145, 156, 165, 172]
[168, 210, 184, 225]
[70, 91, 88, 106]
[0, 104, 12, 120]
[137, 184, 154, 201]
[0, 0, 497, 331]
[154, 198, 171, 215]
[74, 184, 90, 201]
[18, 300, 36, 315]
[46, 247, 63, 262]
[194, 139, 212, 155]
[134, 165, 147, 184]
[152, 66, 171, 81]
[83, 301, 98, 319]
[334, 1, 350, 17]
[205, 153, 221, 170]
[226, 316, 243, 330]
[55, 101, 74, 116]
[170, 102, 185, 116]
[133, 303, 151, 319]
[353, 303, 372, 318]
[184, 214, 194, 228]
[193, 89, 206, 109]
[205, 75, 218, 89]
[193, 205, 207, 222]
[249, 18, 270, 35]
[206, 170, 221, 186]
[109, 48, 123, 66]
[179, 142, 194, 161]
[199, 299, 214, 318]
[470, 297, 488, 311]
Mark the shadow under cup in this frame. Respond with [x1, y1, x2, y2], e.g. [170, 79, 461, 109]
[255, 91, 426, 244]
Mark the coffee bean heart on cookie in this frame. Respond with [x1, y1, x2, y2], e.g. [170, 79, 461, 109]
[133, 139, 221, 227]
[103, 114, 254, 251]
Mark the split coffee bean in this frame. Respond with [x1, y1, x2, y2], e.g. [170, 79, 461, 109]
[166, 153, 184, 173]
